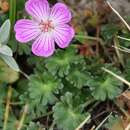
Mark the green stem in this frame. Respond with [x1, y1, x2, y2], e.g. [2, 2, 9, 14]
[20, 70, 30, 80]
[9, 0, 16, 28]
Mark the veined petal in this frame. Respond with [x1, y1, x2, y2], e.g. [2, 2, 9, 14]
[25, 0, 50, 21]
[54, 24, 75, 48]
[32, 33, 55, 57]
[27, 0, 48, 3]
[50, 3, 72, 25]
[14, 19, 41, 43]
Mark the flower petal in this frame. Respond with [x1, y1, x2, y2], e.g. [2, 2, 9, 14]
[54, 24, 75, 48]
[25, 0, 50, 21]
[32, 33, 55, 57]
[14, 19, 41, 43]
[50, 3, 72, 25]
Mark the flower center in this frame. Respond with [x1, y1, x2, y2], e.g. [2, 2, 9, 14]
[40, 20, 54, 32]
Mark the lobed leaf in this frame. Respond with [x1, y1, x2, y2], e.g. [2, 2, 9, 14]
[53, 92, 87, 130]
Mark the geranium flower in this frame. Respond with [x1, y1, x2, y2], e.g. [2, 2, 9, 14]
[14, 0, 75, 57]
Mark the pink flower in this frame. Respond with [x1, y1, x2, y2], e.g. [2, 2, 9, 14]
[14, 0, 75, 57]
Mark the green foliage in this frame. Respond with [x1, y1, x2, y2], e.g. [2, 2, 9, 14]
[66, 65, 90, 89]
[45, 47, 84, 77]
[87, 64, 122, 101]
[89, 75, 122, 101]
[20, 71, 63, 119]
[16, 0, 26, 11]
[28, 72, 63, 105]
[101, 24, 119, 43]
[124, 59, 130, 81]
[0, 6, 127, 129]
[53, 92, 88, 130]
[118, 32, 130, 47]
[17, 44, 31, 55]
[25, 122, 45, 130]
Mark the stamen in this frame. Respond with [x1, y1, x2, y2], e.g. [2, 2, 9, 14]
[39, 20, 54, 32]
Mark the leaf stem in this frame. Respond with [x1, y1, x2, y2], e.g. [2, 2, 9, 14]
[20, 70, 30, 80]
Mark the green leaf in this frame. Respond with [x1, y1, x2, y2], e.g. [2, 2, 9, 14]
[17, 44, 31, 55]
[0, 54, 20, 72]
[0, 59, 19, 83]
[88, 66, 122, 101]
[101, 24, 119, 43]
[0, 45, 13, 56]
[45, 47, 85, 77]
[16, 0, 26, 11]
[124, 59, 130, 81]
[53, 92, 87, 130]
[66, 65, 90, 89]
[20, 93, 47, 119]
[28, 72, 63, 106]
[0, 19, 11, 44]
[26, 122, 45, 130]
[118, 33, 130, 47]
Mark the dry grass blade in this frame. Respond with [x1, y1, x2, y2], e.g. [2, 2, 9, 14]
[17, 104, 29, 130]
[75, 115, 91, 130]
[102, 68, 130, 87]
[107, 1, 130, 31]
[3, 86, 12, 130]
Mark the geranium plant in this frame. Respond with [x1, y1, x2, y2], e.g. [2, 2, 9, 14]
[0, 0, 130, 130]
